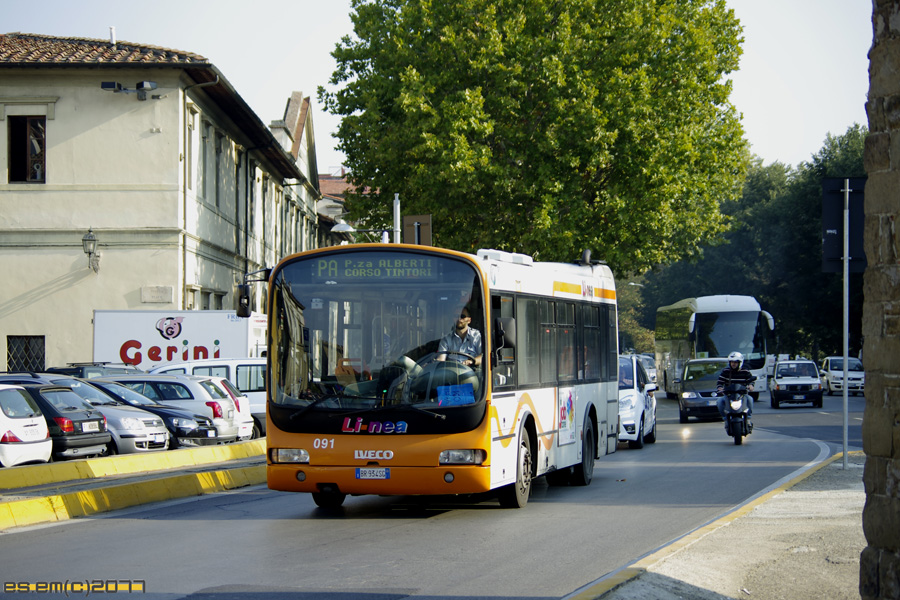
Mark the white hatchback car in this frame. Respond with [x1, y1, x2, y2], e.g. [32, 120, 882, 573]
[0, 384, 52, 467]
[206, 376, 255, 441]
[819, 356, 865, 396]
[618, 354, 658, 449]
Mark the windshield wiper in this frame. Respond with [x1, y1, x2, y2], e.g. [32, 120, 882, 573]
[290, 393, 345, 420]
[401, 403, 446, 420]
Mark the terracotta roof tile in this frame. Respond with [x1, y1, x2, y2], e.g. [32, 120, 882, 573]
[0, 32, 209, 65]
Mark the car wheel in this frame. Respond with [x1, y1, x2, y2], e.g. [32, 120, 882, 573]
[628, 415, 645, 449]
[679, 405, 688, 423]
[815, 398, 823, 408]
[644, 410, 657, 444]
[106, 441, 119, 455]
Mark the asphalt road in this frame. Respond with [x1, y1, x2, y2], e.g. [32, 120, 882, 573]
[0, 393, 855, 600]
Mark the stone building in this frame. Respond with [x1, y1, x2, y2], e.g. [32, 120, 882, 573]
[862, 2, 900, 598]
[0, 32, 333, 370]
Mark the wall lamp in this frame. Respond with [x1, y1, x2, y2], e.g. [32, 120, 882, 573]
[332, 223, 390, 243]
[101, 80, 159, 101]
[82, 228, 100, 273]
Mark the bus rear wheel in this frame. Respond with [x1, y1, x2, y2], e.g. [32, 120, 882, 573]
[499, 429, 532, 508]
[570, 418, 594, 486]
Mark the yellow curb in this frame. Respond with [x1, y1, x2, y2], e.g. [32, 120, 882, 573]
[578, 451, 860, 599]
[0, 464, 266, 531]
[0, 440, 266, 491]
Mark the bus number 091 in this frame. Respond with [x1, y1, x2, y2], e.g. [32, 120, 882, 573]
[313, 438, 335, 449]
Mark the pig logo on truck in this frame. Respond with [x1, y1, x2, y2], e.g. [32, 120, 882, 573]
[156, 317, 184, 340]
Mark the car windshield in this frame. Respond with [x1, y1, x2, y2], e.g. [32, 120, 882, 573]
[95, 382, 158, 406]
[0, 388, 42, 417]
[639, 356, 655, 370]
[776, 363, 817, 378]
[618, 357, 635, 390]
[42, 389, 94, 412]
[684, 362, 725, 381]
[199, 380, 228, 399]
[829, 358, 864, 372]
[53, 379, 120, 405]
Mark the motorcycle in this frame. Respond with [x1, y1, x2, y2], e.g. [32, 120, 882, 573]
[721, 384, 753, 445]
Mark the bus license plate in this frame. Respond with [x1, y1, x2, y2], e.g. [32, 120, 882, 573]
[356, 468, 390, 480]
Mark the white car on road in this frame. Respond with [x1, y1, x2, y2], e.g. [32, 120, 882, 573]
[618, 354, 658, 449]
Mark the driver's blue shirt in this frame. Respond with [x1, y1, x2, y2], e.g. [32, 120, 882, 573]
[438, 327, 482, 363]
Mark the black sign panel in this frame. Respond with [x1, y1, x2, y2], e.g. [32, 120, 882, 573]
[822, 177, 866, 273]
[310, 254, 439, 283]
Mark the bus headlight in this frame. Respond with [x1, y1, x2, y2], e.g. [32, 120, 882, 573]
[271, 448, 310, 463]
[439, 449, 486, 465]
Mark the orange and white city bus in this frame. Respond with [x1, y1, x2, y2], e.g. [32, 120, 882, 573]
[263, 244, 619, 508]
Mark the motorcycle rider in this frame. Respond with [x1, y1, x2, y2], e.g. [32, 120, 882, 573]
[716, 351, 755, 424]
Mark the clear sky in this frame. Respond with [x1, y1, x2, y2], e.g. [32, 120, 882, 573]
[5, 0, 873, 173]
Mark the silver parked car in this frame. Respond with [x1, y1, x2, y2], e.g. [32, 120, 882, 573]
[59, 379, 170, 454]
[100, 374, 239, 444]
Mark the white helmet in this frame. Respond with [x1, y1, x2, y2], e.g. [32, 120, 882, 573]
[728, 351, 744, 364]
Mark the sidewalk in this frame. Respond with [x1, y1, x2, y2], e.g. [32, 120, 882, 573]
[0, 440, 266, 531]
[578, 450, 866, 600]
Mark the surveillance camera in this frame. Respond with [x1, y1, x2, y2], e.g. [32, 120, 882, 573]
[101, 81, 123, 91]
[136, 81, 158, 91]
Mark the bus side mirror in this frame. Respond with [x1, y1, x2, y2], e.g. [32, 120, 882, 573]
[236, 284, 252, 318]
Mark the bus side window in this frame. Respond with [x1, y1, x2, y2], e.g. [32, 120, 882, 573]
[540, 300, 557, 385]
[582, 304, 601, 381]
[557, 302, 576, 382]
[492, 294, 516, 388]
[517, 296, 540, 386]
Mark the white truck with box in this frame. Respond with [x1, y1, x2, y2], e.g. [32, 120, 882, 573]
[93, 310, 267, 370]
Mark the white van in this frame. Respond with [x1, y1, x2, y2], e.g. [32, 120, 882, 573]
[149, 358, 266, 436]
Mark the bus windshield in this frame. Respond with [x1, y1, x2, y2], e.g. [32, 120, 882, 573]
[269, 249, 485, 422]
[694, 311, 767, 369]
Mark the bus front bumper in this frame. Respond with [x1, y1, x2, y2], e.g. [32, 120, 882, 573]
[267, 463, 493, 496]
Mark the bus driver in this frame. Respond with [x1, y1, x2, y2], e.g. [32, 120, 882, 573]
[436, 307, 483, 367]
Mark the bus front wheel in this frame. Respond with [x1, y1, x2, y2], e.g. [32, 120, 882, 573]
[312, 490, 346, 509]
[499, 429, 532, 508]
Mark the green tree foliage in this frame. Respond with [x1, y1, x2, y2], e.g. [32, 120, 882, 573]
[639, 124, 867, 359]
[320, 0, 747, 272]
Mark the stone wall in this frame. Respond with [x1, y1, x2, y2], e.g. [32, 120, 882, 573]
[861, 2, 900, 598]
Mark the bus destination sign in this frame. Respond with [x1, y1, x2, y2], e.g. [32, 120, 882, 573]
[312, 255, 438, 282]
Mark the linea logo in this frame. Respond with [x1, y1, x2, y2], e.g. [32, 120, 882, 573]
[354, 450, 394, 460]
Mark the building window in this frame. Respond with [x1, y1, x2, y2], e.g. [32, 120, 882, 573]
[215, 131, 224, 209]
[200, 121, 210, 198]
[7, 335, 45, 371]
[8, 116, 46, 183]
